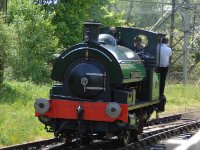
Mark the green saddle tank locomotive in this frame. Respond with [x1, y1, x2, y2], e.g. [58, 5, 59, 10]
[35, 22, 166, 145]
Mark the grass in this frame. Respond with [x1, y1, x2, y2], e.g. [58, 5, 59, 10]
[0, 81, 53, 147]
[164, 84, 200, 114]
[0, 81, 200, 147]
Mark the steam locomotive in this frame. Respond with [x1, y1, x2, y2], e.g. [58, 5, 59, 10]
[35, 22, 166, 145]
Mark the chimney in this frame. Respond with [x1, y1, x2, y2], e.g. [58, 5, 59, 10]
[83, 22, 101, 43]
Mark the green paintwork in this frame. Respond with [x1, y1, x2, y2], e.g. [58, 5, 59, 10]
[152, 72, 160, 100]
[120, 62, 146, 83]
[100, 43, 146, 83]
[52, 42, 147, 84]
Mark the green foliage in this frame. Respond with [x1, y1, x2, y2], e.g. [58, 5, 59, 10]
[50, 0, 90, 47]
[0, 15, 9, 85]
[194, 53, 200, 62]
[41, 0, 125, 47]
[87, 0, 125, 27]
[7, 0, 58, 83]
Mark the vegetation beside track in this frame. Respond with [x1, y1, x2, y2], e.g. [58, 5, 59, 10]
[0, 81, 52, 147]
[0, 81, 200, 147]
[165, 84, 200, 113]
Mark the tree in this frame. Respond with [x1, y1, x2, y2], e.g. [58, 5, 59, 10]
[0, 16, 9, 85]
[0, 0, 7, 12]
[5, 0, 125, 83]
[37, 0, 125, 47]
[0, 0, 7, 85]
[7, 0, 58, 83]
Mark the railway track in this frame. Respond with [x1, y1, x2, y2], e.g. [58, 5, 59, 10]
[1, 111, 200, 150]
[0, 138, 62, 150]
